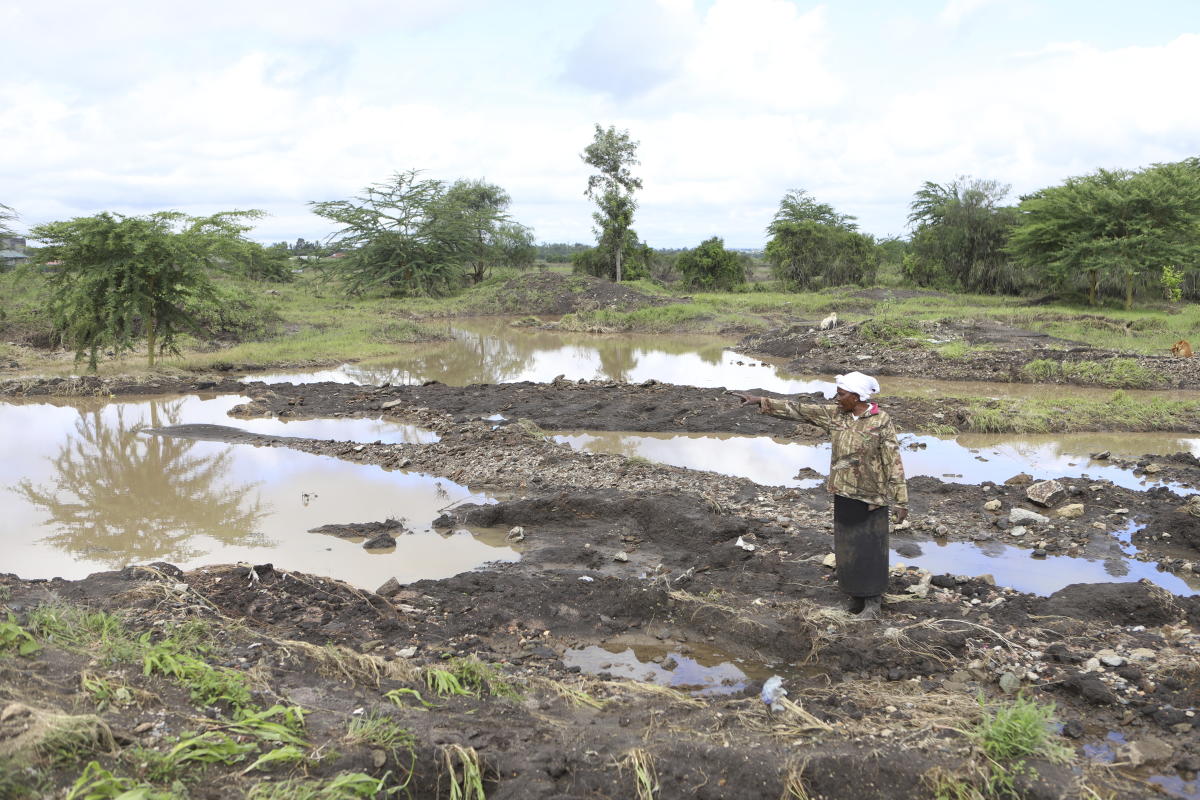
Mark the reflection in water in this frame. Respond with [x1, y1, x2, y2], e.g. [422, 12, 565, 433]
[552, 430, 1196, 494]
[3, 397, 512, 587]
[248, 318, 828, 393]
[562, 643, 765, 696]
[16, 399, 267, 566]
[894, 540, 1198, 596]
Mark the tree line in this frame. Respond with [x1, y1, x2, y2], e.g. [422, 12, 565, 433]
[4, 125, 1199, 369]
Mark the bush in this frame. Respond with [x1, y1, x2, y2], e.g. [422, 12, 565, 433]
[676, 237, 746, 290]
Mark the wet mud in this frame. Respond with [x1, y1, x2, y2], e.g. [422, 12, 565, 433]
[5, 374, 1200, 797]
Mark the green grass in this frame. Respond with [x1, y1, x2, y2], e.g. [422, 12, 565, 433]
[0, 613, 41, 656]
[1022, 357, 1155, 388]
[243, 771, 387, 800]
[66, 761, 173, 800]
[973, 696, 1071, 765]
[961, 390, 1196, 433]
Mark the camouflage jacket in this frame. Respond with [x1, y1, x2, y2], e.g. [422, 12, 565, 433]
[762, 399, 908, 508]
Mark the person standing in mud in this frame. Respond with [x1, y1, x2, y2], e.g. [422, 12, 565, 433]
[731, 371, 907, 620]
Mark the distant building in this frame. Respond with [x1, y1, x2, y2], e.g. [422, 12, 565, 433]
[0, 236, 29, 268]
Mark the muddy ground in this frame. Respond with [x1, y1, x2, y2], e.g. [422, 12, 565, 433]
[4, 374, 1200, 798]
[738, 318, 1200, 390]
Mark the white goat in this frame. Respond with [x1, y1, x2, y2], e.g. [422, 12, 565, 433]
[819, 312, 838, 331]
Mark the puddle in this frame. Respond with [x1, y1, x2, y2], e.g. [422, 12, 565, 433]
[894, 540, 1199, 596]
[2, 397, 511, 588]
[247, 318, 831, 394]
[551, 430, 1196, 494]
[1082, 730, 1126, 763]
[1082, 732, 1199, 800]
[1150, 775, 1200, 800]
[562, 642, 771, 696]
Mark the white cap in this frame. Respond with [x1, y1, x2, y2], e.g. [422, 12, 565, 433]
[834, 371, 880, 401]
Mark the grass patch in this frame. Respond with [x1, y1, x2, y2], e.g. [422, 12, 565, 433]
[857, 316, 922, 345]
[1022, 357, 1155, 388]
[0, 613, 41, 657]
[973, 695, 1071, 765]
[962, 390, 1197, 433]
[25, 604, 137, 662]
[422, 656, 521, 700]
[65, 761, 173, 800]
[621, 748, 659, 800]
[244, 771, 387, 799]
[440, 744, 487, 800]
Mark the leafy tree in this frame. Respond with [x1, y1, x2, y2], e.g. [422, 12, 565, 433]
[582, 124, 642, 282]
[676, 236, 746, 290]
[235, 241, 294, 282]
[30, 210, 263, 369]
[311, 171, 531, 295]
[0, 203, 16, 236]
[1008, 159, 1200, 308]
[434, 179, 532, 284]
[571, 229, 652, 281]
[906, 178, 1019, 293]
[766, 190, 877, 289]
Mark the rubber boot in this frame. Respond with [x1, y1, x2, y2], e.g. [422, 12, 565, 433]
[857, 595, 882, 620]
[845, 596, 865, 614]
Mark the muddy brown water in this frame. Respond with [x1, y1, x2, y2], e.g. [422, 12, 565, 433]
[244, 317, 1200, 404]
[1, 395, 514, 586]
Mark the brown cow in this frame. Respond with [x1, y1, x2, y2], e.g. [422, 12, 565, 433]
[1171, 340, 1193, 358]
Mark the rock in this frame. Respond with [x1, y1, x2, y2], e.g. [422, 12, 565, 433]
[372, 749, 387, 768]
[376, 577, 402, 597]
[506, 526, 525, 542]
[1092, 450, 1111, 460]
[1032, 549, 1047, 558]
[362, 532, 396, 549]
[397, 646, 418, 658]
[1083, 657, 1101, 672]
[1061, 719, 1084, 739]
[380, 399, 404, 410]
[133, 721, 155, 734]
[1120, 736, 1174, 767]
[1009, 526, 1027, 537]
[998, 672, 1021, 695]
[1143, 463, 1163, 474]
[1128, 648, 1156, 662]
[1063, 673, 1119, 705]
[1026, 479, 1067, 507]
[821, 553, 837, 568]
[1005, 473, 1033, 486]
[613, 551, 629, 563]
[930, 575, 957, 589]
[1057, 503, 1085, 519]
[983, 499, 1002, 512]
[1010, 507, 1049, 525]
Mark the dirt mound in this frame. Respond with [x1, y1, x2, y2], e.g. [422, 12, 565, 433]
[1044, 581, 1183, 626]
[479, 271, 677, 315]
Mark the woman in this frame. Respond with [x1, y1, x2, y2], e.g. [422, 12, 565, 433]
[732, 371, 907, 619]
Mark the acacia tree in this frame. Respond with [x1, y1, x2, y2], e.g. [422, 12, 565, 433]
[582, 124, 642, 282]
[311, 171, 530, 295]
[31, 210, 262, 369]
[765, 190, 877, 289]
[0, 203, 16, 236]
[1009, 159, 1200, 307]
[905, 178, 1019, 293]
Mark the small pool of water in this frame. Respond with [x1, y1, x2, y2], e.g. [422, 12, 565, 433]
[2, 397, 509, 588]
[562, 642, 770, 696]
[551, 430, 1196, 494]
[894, 539, 1199, 596]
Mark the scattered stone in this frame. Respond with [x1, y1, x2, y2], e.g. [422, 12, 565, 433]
[1143, 463, 1163, 474]
[1009, 526, 1027, 537]
[998, 672, 1021, 695]
[1010, 508, 1049, 526]
[613, 551, 629, 563]
[1120, 736, 1174, 767]
[1057, 503, 1085, 519]
[362, 532, 395, 549]
[930, 575, 957, 589]
[1061, 720, 1084, 739]
[1026, 479, 1067, 507]
[397, 646, 418, 658]
[983, 499, 1001, 512]
[506, 526, 526, 542]
[1128, 648, 1156, 662]
[376, 577, 401, 597]
[1005, 473, 1033, 486]
[821, 553, 837, 568]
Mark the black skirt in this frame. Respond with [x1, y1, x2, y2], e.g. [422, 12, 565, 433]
[833, 495, 889, 597]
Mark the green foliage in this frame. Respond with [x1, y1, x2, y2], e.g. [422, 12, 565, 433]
[676, 236, 746, 290]
[0, 613, 41, 656]
[857, 317, 921, 344]
[244, 771, 387, 800]
[141, 638, 253, 710]
[168, 731, 257, 766]
[190, 280, 282, 341]
[25, 604, 136, 662]
[766, 190, 877, 289]
[236, 241, 295, 282]
[441, 744, 487, 800]
[906, 178, 1020, 294]
[582, 124, 642, 282]
[30, 209, 265, 369]
[570, 230, 653, 282]
[1009, 158, 1200, 307]
[1161, 264, 1185, 302]
[311, 170, 531, 297]
[240, 745, 308, 774]
[973, 696, 1071, 764]
[384, 687, 434, 708]
[345, 711, 416, 752]
[0, 202, 17, 236]
[80, 673, 134, 710]
[1020, 357, 1153, 388]
[66, 761, 172, 800]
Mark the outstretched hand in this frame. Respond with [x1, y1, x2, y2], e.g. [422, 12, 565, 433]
[728, 391, 762, 408]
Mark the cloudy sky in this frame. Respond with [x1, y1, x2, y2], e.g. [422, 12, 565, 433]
[2, 0, 1197, 248]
